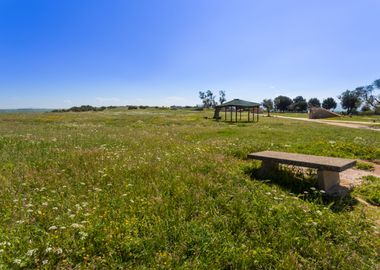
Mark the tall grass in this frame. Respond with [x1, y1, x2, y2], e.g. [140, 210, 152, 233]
[0, 109, 379, 268]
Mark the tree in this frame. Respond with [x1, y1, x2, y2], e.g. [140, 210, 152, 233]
[199, 90, 217, 108]
[206, 90, 216, 108]
[308, 98, 321, 108]
[339, 90, 362, 114]
[219, 90, 226, 104]
[322, 97, 337, 110]
[291, 96, 307, 112]
[262, 99, 274, 116]
[199, 91, 207, 108]
[355, 80, 380, 109]
[274, 96, 293, 112]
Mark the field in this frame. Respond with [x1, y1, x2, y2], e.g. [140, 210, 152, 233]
[0, 109, 379, 269]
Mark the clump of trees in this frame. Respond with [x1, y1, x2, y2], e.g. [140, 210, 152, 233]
[290, 96, 307, 112]
[270, 95, 336, 113]
[273, 96, 293, 112]
[199, 90, 226, 108]
[338, 78, 380, 114]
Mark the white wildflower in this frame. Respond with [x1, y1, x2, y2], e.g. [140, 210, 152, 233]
[42, 202, 48, 206]
[52, 207, 58, 210]
[26, 248, 37, 256]
[60, 226, 66, 230]
[42, 260, 48, 265]
[316, 210, 322, 216]
[122, 194, 127, 197]
[27, 209, 34, 213]
[0, 241, 11, 247]
[55, 248, 63, 254]
[0, 249, 4, 253]
[310, 187, 316, 191]
[94, 188, 102, 192]
[13, 259, 22, 265]
[79, 231, 88, 240]
[71, 223, 84, 229]
[48, 226, 58, 230]
[45, 247, 53, 253]
[25, 203, 33, 208]
[69, 214, 75, 219]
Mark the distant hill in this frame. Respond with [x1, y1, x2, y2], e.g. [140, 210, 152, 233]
[0, 108, 52, 114]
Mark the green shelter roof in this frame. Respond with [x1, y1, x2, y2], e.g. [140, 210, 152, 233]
[217, 99, 260, 108]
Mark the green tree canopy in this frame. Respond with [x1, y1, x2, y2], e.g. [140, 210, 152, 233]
[291, 96, 307, 112]
[322, 97, 337, 110]
[339, 90, 362, 114]
[274, 96, 293, 112]
[308, 98, 321, 108]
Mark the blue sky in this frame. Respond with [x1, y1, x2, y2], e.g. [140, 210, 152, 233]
[0, 0, 379, 108]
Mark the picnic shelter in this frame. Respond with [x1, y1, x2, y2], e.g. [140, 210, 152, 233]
[214, 99, 260, 122]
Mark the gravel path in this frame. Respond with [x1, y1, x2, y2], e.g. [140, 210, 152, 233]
[273, 115, 380, 132]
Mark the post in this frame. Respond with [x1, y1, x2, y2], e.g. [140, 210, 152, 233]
[235, 107, 238, 122]
[225, 107, 227, 121]
[257, 161, 278, 178]
[257, 107, 259, 122]
[317, 170, 340, 191]
[230, 106, 232, 122]
[239, 108, 241, 120]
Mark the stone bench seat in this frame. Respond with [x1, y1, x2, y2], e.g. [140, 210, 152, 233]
[247, 151, 356, 192]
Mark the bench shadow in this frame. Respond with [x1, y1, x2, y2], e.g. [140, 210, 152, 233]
[243, 163, 359, 212]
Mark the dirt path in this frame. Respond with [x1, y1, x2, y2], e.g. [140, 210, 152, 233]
[272, 115, 380, 132]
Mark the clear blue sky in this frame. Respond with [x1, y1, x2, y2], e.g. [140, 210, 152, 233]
[0, 0, 379, 108]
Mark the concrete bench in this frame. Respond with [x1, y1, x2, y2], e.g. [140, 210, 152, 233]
[247, 151, 356, 192]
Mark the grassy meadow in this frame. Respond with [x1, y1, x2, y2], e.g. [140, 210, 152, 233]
[0, 108, 379, 269]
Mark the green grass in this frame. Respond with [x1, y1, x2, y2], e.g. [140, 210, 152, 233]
[353, 176, 380, 206]
[329, 115, 380, 123]
[0, 109, 379, 269]
[271, 112, 309, 118]
[355, 161, 375, 171]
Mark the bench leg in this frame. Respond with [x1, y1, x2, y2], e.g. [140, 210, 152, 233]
[257, 161, 278, 178]
[317, 170, 340, 191]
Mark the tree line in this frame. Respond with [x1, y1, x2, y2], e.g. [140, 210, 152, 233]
[262, 78, 379, 115]
[262, 96, 337, 114]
